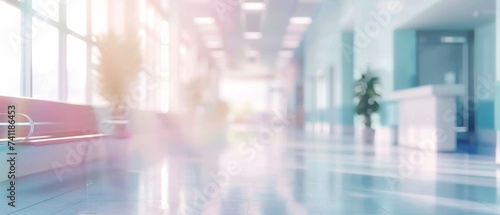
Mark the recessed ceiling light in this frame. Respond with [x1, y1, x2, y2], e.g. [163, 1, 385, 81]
[194, 17, 215, 25]
[440, 36, 466, 43]
[289, 17, 312, 25]
[244, 32, 262, 40]
[242, 2, 266, 11]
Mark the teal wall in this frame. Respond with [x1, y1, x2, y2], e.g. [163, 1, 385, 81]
[300, 0, 355, 129]
[477, 100, 495, 129]
[338, 31, 354, 126]
[474, 22, 496, 130]
[379, 30, 417, 127]
[495, 82, 500, 130]
[496, 0, 500, 132]
[334, 105, 354, 125]
[380, 101, 398, 127]
[301, 0, 333, 126]
[394, 30, 418, 90]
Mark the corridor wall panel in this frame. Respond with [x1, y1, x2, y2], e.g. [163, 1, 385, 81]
[474, 22, 496, 144]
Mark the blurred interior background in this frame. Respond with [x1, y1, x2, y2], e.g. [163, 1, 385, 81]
[1, 0, 500, 214]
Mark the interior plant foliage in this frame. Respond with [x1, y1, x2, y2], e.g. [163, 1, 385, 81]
[95, 30, 143, 117]
[183, 77, 206, 114]
[354, 70, 381, 128]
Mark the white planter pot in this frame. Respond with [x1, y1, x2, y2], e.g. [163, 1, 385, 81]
[362, 127, 375, 144]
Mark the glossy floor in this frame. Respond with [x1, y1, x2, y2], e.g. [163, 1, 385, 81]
[2, 132, 500, 215]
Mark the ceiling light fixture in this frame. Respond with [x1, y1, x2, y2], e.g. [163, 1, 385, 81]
[242, 2, 266, 11]
[194, 17, 215, 25]
[440, 36, 466, 44]
[289, 17, 312, 25]
[244, 32, 262, 40]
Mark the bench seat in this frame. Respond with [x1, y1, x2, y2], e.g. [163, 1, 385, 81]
[0, 96, 105, 146]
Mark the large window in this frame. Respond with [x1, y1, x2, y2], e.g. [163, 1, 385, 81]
[0, 1, 21, 96]
[32, 0, 59, 21]
[67, 35, 87, 104]
[0, 0, 91, 102]
[66, 0, 87, 36]
[91, 0, 107, 36]
[0, 0, 171, 109]
[32, 19, 59, 101]
[90, 0, 107, 106]
[139, 1, 170, 112]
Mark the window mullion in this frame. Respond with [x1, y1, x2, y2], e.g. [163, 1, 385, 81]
[21, 0, 32, 97]
[59, 0, 67, 102]
[86, 0, 92, 104]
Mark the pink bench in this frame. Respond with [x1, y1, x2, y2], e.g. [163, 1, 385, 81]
[0, 96, 106, 146]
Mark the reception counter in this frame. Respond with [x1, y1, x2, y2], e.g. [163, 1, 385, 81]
[387, 84, 464, 152]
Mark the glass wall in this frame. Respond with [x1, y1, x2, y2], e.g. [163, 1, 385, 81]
[0, 0, 171, 111]
[0, 1, 21, 96]
[0, 0, 89, 102]
[33, 0, 59, 21]
[66, 0, 87, 36]
[138, 0, 170, 112]
[32, 20, 59, 100]
[90, 0, 107, 106]
[67, 35, 87, 103]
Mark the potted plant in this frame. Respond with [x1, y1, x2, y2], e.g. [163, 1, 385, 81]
[94, 30, 143, 137]
[182, 77, 206, 115]
[354, 69, 381, 143]
[207, 99, 229, 146]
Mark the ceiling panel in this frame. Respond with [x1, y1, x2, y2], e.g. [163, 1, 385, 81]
[184, 0, 319, 71]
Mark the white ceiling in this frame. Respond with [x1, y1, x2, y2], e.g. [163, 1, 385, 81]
[179, 0, 496, 72]
[182, 0, 320, 71]
[398, 0, 496, 30]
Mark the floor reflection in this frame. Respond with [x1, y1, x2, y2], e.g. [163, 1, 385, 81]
[1, 126, 500, 215]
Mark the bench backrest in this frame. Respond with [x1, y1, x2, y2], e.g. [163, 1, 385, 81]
[0, 96, 100, 140]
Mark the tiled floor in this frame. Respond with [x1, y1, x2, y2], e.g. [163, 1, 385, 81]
[1, 130, 500, 215]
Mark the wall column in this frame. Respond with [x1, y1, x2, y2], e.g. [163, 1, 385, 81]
[332, 31, 354, 135]
[495, 0, 500, 163]
[377, 30, 417, 144]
